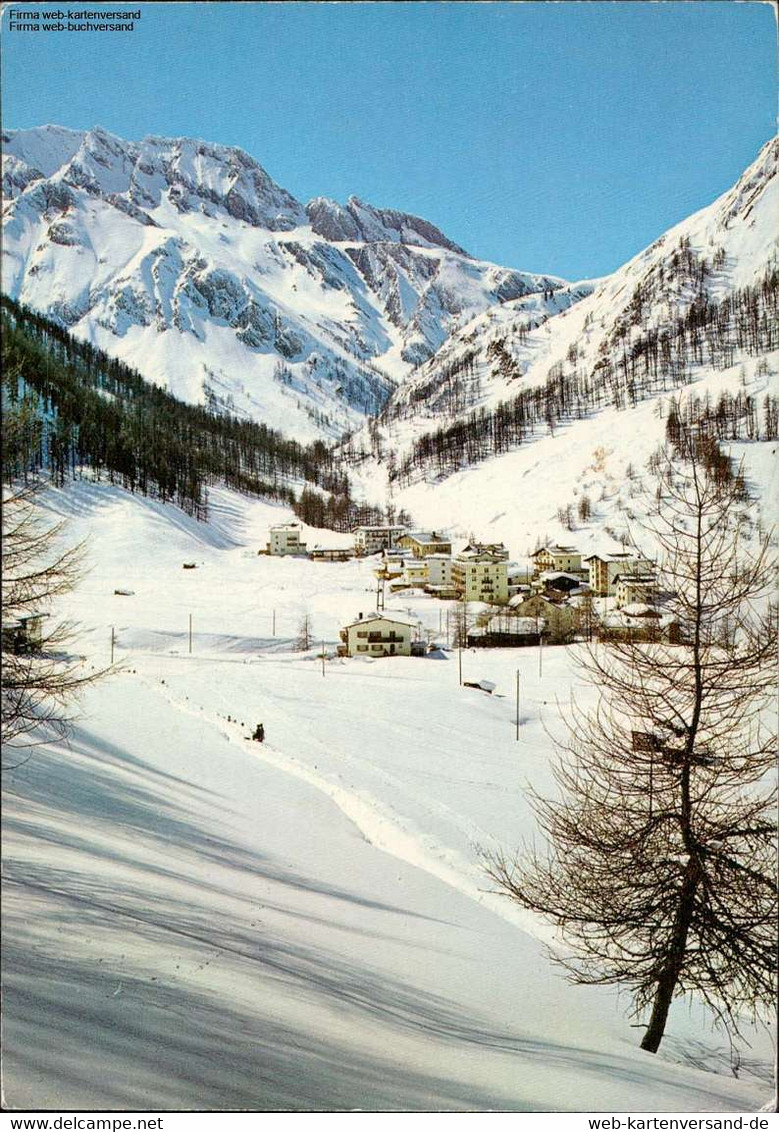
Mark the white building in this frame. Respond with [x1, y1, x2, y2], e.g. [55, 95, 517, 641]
[615, 572, 658, 609]
[339, 612, 419, 657]
[425, 554, 453, 588]
[397, 531, 452, 558]
[584, 552, 649, 596]
[452, 549, 509, 604]
[532, 545, 583, 577]
[401, 560, 430, 588]
[352, 525, 407, 556]
[266, 523, 307, 556]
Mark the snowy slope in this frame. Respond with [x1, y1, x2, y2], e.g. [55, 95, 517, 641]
[345, 137, 778, 546]
[2, 125, 567, 441]
[350, 351, 779, 562]
[2, 481, 775, 1111]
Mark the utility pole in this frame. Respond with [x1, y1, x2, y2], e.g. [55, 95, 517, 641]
[321, 640, 325, 677]
[272, 608, 276, 636]
[514, 665, 520, 738]
[538, 619, 543, 678]
[189, 613, 192, 655]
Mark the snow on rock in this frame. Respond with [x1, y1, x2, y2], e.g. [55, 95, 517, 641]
[2, 125, 570, 440]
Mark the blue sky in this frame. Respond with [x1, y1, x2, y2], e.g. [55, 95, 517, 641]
[2, 2, 776, 278]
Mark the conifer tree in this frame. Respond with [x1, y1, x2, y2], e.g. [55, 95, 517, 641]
[486, 437, 777, 1052]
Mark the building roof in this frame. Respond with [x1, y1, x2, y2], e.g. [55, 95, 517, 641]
[352, 525, 407, 533]
[456, 548, 508, 563]
[343, 611, 420, 630]
[462, 540, 508, 555]
[602, 606, 677, 629]
[509, 592, 569, 609]
[583, 552, 635, 563]
[533, 544, 579, 557]
[403, 531, 451, 545]
[483, 615, 544, 634]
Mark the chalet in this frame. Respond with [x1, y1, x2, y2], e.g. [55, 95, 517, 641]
[533, 570, 586, 596]
[352, 525, 407, 556]
[601, 603, 679, 643]
[508, 592, 577, 642]
[615, 572, 658, 610]
[266, 523, 307, 556]
[397, 531, 452, 558]
[584, 552, 651, 596]
[339, 612, 419, 657]
[468, 615, 542, 649]
[1, 613, 48, 655]
[309, 546, 354, 562]
[452, 548, 509, 604]
[532, 545, 583, 578]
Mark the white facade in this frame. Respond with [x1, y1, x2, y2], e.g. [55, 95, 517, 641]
[426, 555, 453, 588]
[401, 560, 430, 587]
[452, 552, 509, 604]
[615, 573, 657, 609]
[353, 526, 407, 555]
[585, 553, 645, 596]
[340, 612, 417, 657]
[398, 531, 452, 558]
[532, 545, 583, 576]
[267, 523, 307, 556]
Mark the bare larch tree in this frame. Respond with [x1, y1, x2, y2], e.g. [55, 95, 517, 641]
[486, 436, 777, 1053]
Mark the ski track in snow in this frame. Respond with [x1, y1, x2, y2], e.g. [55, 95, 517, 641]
[141, 669, 552, 945]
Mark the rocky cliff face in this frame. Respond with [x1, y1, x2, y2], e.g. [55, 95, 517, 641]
[2, 125, 568, 440]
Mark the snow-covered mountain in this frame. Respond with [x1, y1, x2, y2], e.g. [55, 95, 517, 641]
[346, 137, 778, 551]
[1, 125, 565, 441]
[374, 137, 778, 446]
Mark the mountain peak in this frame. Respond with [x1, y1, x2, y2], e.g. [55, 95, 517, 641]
[306, 193, 469, 255]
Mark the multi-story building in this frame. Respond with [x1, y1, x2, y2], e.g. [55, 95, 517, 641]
[584, 552, 648, 596]
[452, 549, 509, 604]
[532, 545, 583, 577]
[339, 612, 418, 657]
[615, 572, 658, 610]
[266, 523, 307, 556]
[397, 531, 452, 558]
[401, 560, 430, 588]
[425, 554, 454, 588]
[352, 525, 407, 556]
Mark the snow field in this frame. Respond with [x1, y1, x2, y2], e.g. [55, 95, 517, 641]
[3, 481, 775, 1111]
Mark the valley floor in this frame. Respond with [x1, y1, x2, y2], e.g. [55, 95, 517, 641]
[2, 484, 775, 1112]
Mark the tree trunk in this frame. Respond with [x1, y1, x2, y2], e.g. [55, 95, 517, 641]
[640, 864, 699, 1053]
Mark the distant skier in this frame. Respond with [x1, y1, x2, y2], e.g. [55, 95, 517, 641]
[252, 723, 265, 743]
